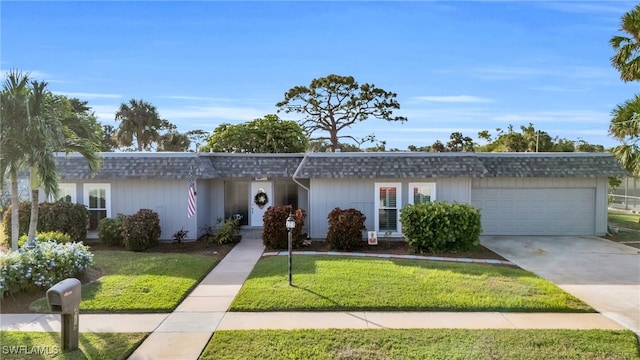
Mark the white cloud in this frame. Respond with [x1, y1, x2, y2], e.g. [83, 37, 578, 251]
[491, 110, 608, 124]
[530, 85, 590, 93]
[54, 92, 123, 99]
[413, 95, 495, 103]
[540, 2, 630, 15]
[470, 65, 613, 81]
[159, 105, 269, 122]
[160, 95, 235, 102]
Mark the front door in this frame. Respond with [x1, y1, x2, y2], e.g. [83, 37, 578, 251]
[250, 181, 273, 226]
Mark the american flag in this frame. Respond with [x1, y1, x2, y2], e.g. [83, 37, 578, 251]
[187, 172, 196, 218]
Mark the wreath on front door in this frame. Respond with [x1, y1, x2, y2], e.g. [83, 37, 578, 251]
[254, 188, 269, 209]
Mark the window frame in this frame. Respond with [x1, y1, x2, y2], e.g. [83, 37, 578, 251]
[408, 182, 437, 205]
[83, 183, 111, 230]
[49, 183, 77, 203]
[374, 182, 402, 236]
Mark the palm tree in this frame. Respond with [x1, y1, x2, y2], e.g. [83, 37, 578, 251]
[114, 99, 163, 151]
[1, 71, 63, 249]
[610, 5, 640, 176]
[609, 95, 640, 175]
[1, 70, 102, 249]
[610, 4, 640, 82]
[1, 70, 31, 249]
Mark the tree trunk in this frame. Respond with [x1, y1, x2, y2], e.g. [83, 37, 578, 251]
[330, 131, 339, 152]
[10, 172, 19, 250]
[27, 169, 40, 247]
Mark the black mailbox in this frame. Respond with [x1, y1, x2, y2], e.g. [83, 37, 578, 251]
[46, 278, 81, 351]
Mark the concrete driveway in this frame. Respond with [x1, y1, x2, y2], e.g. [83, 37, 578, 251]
[482, 236, 640, 334]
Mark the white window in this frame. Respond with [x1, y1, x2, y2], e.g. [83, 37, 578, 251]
[84, 184, 111, 231]
[375, 183, 401, 235]
[408, 182, 436, 205]
[50, 183, 76, 203]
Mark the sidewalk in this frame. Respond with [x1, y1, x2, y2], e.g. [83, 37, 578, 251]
[0, 232, 630, 360]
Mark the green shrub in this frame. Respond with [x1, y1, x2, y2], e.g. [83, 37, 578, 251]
[38, 201, 89, 242]
[0, 241, 94, 296]
[98, 214, 128, 247]
[2, 201, 88, 244]
[122, 209, 161, 252]
[326, 208, 366, 251]
[211, 217, 240, 245]
[262, 205, 306, 249]
[400, 201, 482, 253]
[18, 231, 71, 247]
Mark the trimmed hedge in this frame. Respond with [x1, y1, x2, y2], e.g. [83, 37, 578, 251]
[122, 209, 161, 252]
[98, 214, 128, 247]
[400, 201, 482, 253]
[326, 208, 366, 251]
[2, 201, 88, 246]
[262, 205, 306, 249]
[38, 201, 89, 242]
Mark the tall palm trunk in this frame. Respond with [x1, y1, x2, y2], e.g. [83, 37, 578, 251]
[10, 171, 19, 250]
[27, 168, 39, 247]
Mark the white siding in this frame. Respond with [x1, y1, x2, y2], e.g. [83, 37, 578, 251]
[87, 179, 197, 241]
[309, 178, 472, 238]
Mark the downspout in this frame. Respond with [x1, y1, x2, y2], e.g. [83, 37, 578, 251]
[292, 153, 310, 238]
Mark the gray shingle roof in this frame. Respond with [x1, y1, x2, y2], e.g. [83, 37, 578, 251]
[476, 153, 628, 178]
[202, 154, 304, 178]
[295, 153, 488, 178]
[54, 152, 627, 180]
[55, 153, 216, 180]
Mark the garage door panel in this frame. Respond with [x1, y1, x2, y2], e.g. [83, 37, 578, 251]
[472, 188, 595, 235]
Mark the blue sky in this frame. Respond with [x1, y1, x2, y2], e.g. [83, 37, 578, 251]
[2, 1, 638, 150]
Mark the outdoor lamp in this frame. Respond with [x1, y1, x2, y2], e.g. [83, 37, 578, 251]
[286, 213, 296, 230]
[286, 213, 295, 286]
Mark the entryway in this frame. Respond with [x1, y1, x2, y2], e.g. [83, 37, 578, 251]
[250, 181, 273, 226]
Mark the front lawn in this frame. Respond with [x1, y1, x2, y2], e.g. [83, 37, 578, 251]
[230, 256, 592, 312]
[29, 250, 217, 313]
[201, 329, 640, 360]
[609, 210, 640, 230]
[0, 331, 146, 359]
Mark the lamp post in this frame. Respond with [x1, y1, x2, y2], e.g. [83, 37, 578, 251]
[285, 212, 296, 286]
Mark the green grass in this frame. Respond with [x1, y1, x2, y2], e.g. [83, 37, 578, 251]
[0, 331, 146, 359]
[609, 210, 640, 230]
[201, 329, 640, 360]
[31, 250, 217, 312]
[230, 256, 592, 312]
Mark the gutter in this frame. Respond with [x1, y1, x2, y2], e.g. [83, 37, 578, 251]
[292, 153, 311, 237]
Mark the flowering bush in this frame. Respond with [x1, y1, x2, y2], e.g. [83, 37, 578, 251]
[18, 231, 72, 247]
[0, 241, 94, 296]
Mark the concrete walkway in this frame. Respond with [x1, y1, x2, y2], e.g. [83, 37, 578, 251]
[0, 233, 632, 360]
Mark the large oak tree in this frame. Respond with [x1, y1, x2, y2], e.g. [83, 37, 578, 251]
[203, 114, 308, 153]
[276, 74, 406, 152]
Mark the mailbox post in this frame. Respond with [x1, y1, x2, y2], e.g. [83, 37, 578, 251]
[46, 278, 81, 351]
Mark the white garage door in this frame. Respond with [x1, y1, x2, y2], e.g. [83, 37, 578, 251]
[471, 188, 596, 235]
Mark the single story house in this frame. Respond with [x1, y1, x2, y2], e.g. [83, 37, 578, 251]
[53, 152, 626, 240]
